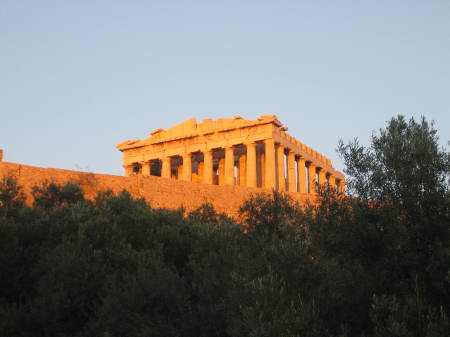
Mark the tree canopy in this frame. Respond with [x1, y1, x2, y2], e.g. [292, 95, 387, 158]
[0, 115, 448, 337]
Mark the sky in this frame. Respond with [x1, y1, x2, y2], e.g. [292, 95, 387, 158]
[1, 0, 449, 176]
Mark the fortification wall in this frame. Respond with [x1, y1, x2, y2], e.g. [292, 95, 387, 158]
[0, 162, 315, 218]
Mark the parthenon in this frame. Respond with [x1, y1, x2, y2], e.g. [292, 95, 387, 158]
[116, 115, 345, 194]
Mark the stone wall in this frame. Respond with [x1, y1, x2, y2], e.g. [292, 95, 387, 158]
[0, 161, 316, 218]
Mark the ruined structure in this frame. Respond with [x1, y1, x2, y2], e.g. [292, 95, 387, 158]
[117, 115, 345, 194]
[0, 116, 345, 217]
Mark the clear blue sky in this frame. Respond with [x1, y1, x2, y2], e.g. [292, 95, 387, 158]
[1, 1, 449, 175]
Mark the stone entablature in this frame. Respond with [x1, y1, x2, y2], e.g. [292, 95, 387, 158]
[117, 115, 345, 194]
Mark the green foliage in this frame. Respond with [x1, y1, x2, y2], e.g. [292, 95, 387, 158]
[239, 191, 305, 240]
[338, 115, 450, 309]
[0, 176, 26, 217]
[0, 115, 448, 337]
[370, 293, 449, 337]
[32, 180, 85, 210]
[338, 115, 449, 204]
[91, 250, 187, 337]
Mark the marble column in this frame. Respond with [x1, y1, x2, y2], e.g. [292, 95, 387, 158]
[203, 150, 214, 184]
[177, 162, 183, 180]
[182, 153, 192, 182]
[264, 139, 276, 190]
[329, 174, 336, 192]
[197, 161, 204, 181]
[260, 151, 265, 188]
[246, 142, 257, 188]
[297, 157, 306, 193]
[239, 153, 247, 186]
[287, 151, 296, 192]
[338, 180, 345, 194]
[318, 168, 326, 189]
[277, 144, 286, 191]
[224, 146, 235, 185]
[218, 158, 225, 185]
[141, 162, 151, 176]
[308, 163, 316, 194]
[161, 156, 171, 179]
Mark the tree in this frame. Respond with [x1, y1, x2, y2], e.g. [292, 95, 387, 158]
[336, 115, 450, 336]
[0, 176, 26, 217]
[338, 115, 449, 205]
[1, 115, 448, 337]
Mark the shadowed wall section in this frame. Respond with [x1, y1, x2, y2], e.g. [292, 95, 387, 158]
[0, 162, 316, 218]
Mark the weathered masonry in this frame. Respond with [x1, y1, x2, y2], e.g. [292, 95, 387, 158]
[117, 115, 345, 194]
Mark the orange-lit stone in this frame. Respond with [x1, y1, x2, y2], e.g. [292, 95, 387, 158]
[264, 139, 276, 190]
[297, 157, 306, 193]
[246, 142, 257, 188]
[287, 151, 296, 192]
[116, 115, 344, 192]
[277, 144, 286, 191]
[308, 163, 316, 194]
[0, 116, 345, 218]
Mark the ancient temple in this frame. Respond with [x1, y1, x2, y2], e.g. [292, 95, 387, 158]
[116, 115, 345, 194]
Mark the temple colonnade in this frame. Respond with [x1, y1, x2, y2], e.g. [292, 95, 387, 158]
[124, 140, 345, 194]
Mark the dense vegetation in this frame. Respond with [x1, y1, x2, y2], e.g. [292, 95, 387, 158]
[0, 116, 449, 337]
